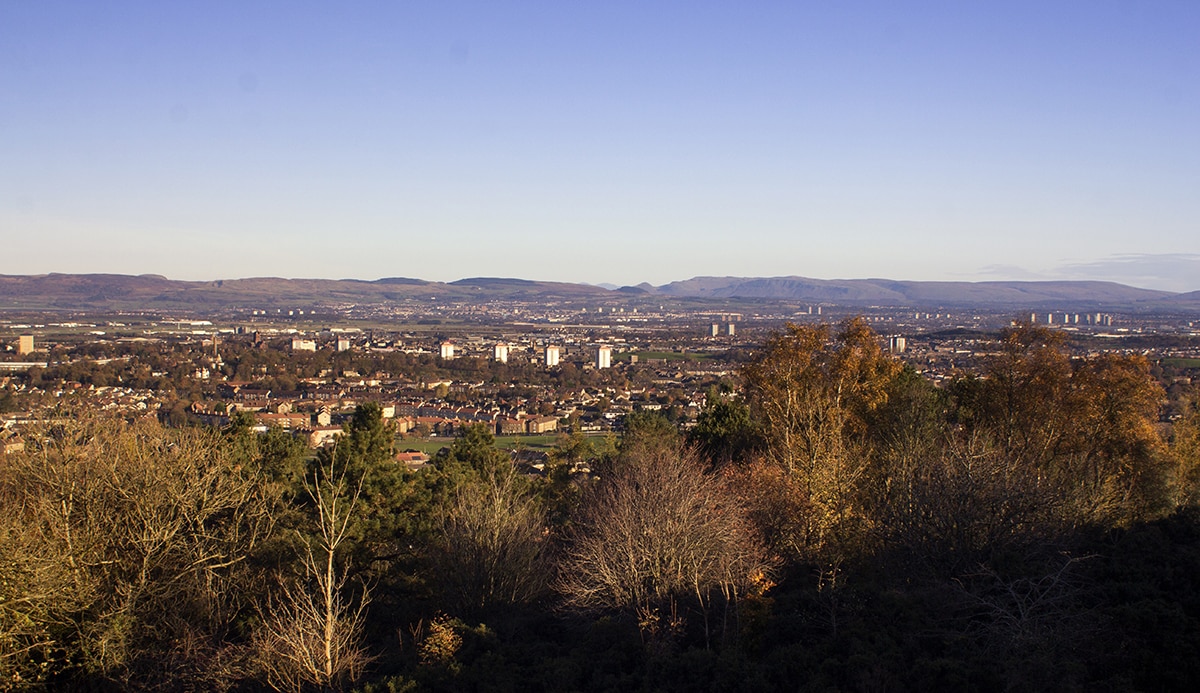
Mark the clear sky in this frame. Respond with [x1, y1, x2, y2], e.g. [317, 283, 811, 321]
[2, 1, 1198, 290]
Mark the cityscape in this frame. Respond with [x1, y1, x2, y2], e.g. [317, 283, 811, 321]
[5, 277, 1200, 449]
[4, 1, 1200, 690]
[4, 275, 1200, 690]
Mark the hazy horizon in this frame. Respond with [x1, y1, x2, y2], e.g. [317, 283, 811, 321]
[1, 268, 1194, 296]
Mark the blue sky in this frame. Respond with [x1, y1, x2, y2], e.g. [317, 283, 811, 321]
[2, 1, 1198, 290]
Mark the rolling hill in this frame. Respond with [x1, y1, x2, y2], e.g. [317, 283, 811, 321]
[0, 273, 1190, 312]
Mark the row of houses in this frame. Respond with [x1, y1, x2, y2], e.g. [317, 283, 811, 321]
[190, 397, 559, 449]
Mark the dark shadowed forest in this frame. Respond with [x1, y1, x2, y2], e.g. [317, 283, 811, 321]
[5, 320, 1200, 692]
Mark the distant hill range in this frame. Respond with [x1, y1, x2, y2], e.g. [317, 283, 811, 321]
[643, 276, 1194, 307]
[0, 274, 610, 311]
[0, 273, 1197, 312]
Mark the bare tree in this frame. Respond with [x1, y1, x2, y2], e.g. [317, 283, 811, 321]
[0, 497, 77, 688]
[431, 466, 550, 615]
[558, 440, 772, 643]
[953, 554, 1097, 691]
[871, 431, 1062, 574]
[252, 456, 371, 692]
[0, 412, 274, 688]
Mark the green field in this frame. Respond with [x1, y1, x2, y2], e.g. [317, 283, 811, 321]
[494, 434, 562, 450]
[618, 350, 716, 362]
[396, 433, 564, 455]
[1161, 358, 1200, 369]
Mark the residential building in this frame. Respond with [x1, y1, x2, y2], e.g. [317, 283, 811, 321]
[394, 451, 430, 470]
[497, 417, 525, 435]
[527, 415, 559, 434]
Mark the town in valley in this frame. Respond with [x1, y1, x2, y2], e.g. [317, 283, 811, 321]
[5, 288, 1200, 458]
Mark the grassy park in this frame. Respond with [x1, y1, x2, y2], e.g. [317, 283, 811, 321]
[396, 432, 564, 455]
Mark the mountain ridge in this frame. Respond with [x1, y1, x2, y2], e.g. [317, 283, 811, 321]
[0, 273, 1193, 312]
[648, 275, 1175, 306]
